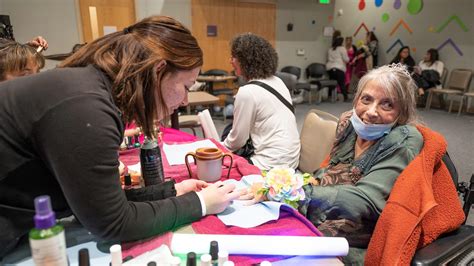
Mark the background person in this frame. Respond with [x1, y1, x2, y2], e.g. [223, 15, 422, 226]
[222, 33, 300, 170]
[0, 38, 46, 81]
[389, 46, 416, 73]
[414, 48, 444, 97]
[326, 36, 350, 101]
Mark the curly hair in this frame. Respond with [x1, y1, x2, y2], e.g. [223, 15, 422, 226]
[230, 33, 277, 80]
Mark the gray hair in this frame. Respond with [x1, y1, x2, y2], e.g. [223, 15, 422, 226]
[353, 63, 418, 125]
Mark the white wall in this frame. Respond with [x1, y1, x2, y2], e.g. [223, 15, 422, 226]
[1, 0, 82, 70]
[135, 0, 191, 29]
[276, 0, 335, 79]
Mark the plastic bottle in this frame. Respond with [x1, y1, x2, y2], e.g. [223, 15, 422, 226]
[78, 248, 90, 266]
[110, 244, 122, 266]
[186, 252, 197, 266]
[123, 173, 133, 190]
[134, 134, 141, 148]
[140, 137, 165, 186]
[29, 195, 68, 266]
[209, 240, 219, 265]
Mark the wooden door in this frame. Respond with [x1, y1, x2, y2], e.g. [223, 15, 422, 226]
[78, 0, 136, 43]
[192, 0, 276, 72]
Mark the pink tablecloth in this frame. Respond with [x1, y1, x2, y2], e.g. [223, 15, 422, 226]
[119, 127, 323, 265]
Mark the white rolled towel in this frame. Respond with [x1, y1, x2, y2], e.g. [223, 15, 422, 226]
[171, 234, 349, 256]
[198, 109, 220, 141]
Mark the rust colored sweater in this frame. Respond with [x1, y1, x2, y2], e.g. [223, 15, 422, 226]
[365, 125, 465, 265]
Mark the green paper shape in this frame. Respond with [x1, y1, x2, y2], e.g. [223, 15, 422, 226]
[436, 15, 469, 33]
[382, 13, 390, 22]
[407, 0, 423, 15]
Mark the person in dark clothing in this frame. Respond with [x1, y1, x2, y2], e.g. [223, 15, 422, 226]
[366, 31, 378, 67]
[0, 16, 239, 258]
[389, 46, 416, 73]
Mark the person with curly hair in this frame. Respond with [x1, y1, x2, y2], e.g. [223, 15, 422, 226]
[222, 33, 300, 170]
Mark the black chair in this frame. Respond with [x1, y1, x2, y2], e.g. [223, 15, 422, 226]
[275, 71, 297, 95]
[201, 69, 234, 96]
[305, 63, 338, 104]
[411, 163, 474, 265]
[281, 66, 312, 102]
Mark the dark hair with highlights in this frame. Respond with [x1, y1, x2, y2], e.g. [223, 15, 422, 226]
[230, 33, 277, 80]
[60, 16, 203, 138]
[0, 39, 45, 81]
[426, 48, 439, 65]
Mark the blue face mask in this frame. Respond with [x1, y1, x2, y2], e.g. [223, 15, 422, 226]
[350, 111, 396, 141]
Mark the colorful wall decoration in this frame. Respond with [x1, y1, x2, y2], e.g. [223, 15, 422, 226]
[407, 0, 423, 15]
[353, 22, 369, 37]
[393, 0, 401, 10]
[389, 19, 413, 36]
[437, 38, 463, 56]
[386, 38, 405, 53]
[436, 15, 469, 33]
[350, 0, 470, 58]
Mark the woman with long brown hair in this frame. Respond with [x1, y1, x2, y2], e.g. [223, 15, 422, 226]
[0, 16, 239, 258]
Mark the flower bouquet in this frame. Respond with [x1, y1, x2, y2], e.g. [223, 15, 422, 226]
[254, 168, 313, 209]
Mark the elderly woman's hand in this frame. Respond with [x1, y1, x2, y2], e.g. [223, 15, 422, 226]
[238, 182, 267, 206]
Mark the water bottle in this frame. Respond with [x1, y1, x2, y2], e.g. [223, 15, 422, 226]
[140, 137, 164, 186]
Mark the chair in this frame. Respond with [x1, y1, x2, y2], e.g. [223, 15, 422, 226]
[201, 69, 235, 96]
[298, 109, 338, 174]
[305, 63, 338, 104]
[281, 66, 311, 102]
[411, 174, 473, 265]
[178, 115, 203, 136]
[458, 86, 474, 115]
[275, 71, 297, 95]
[425, 69, 473, 113]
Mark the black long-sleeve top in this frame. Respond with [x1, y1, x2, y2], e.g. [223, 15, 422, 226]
[0, 65, 202, 257]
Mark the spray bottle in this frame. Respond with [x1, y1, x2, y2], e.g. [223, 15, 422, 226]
[29, 195, 68, 266]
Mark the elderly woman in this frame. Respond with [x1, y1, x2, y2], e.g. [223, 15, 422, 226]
[299, 64, 423, 261]
[241, 64, 423, 263]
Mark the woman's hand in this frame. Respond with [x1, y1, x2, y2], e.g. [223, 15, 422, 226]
[175, 179, 209, 196]
[199, 181, 241, 214]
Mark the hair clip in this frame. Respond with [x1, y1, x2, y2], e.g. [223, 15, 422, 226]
[123, 26, 132, 34]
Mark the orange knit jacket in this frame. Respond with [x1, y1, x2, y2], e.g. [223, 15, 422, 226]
[320, 125, 465, 265]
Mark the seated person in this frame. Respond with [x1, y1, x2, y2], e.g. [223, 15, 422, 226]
[242, 64, 423, 263]
[0, 37, 47, 81]
[389, 46, 415, 72]
[414, 48, 444, 97]
[222, 33, 300, 170]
